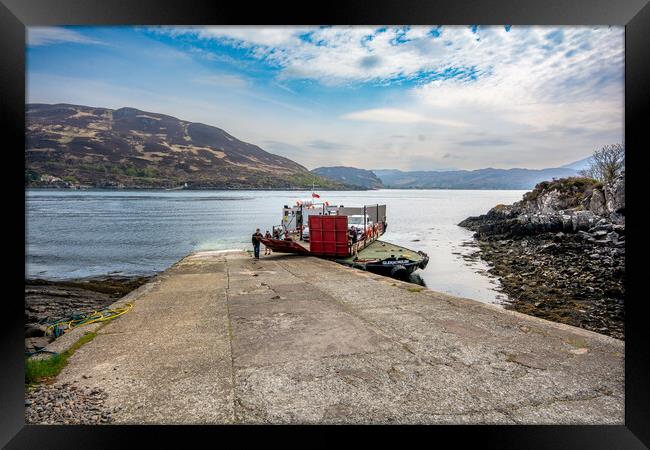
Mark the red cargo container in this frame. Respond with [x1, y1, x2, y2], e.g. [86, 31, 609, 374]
[308, 215, 349, 257]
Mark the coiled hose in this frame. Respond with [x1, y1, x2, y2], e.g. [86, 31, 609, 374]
[25, 304, 133, 357]
[45, 303, 134, 338]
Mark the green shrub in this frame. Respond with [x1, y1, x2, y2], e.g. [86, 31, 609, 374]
[523, 177, 602, 204]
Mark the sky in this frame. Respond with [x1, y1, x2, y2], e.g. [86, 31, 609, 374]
[26, 25, 624, 171]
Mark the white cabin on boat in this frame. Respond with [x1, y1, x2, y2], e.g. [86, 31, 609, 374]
[279, 199, 387, 240]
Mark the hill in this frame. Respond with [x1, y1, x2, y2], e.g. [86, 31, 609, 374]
[311, 166, 384, 189]
[26, 103, 348, 189]
[372, 167, 580, 190]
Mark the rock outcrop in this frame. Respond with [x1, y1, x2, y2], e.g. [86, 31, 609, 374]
[460, 175, 625, 239]
[459, 174, 625, 339]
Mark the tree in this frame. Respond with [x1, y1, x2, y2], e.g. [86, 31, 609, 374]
[579, 144, 625, 183]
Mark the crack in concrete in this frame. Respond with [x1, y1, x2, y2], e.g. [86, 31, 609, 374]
[233, 397, 271, 424]
[223, 258, 238, 424]
[172, 253, 624, 423]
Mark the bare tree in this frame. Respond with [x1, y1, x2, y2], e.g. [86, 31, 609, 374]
[579, 144, 625, 183]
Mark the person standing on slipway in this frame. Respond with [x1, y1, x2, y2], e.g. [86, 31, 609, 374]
[264, 230, 273, 255]
[251, 228, 263, 259]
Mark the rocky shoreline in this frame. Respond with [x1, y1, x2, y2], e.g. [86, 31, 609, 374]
[24, 275, 150, 425]
[459, 174, 625, 339]
[25, 276, 151, 353]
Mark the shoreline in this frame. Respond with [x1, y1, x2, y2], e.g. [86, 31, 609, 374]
[465, 233, 624, 339]
[458, 175, 625, 340]
[25, 275, 152, 353]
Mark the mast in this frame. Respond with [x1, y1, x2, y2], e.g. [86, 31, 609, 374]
[364, 205, 367, 239]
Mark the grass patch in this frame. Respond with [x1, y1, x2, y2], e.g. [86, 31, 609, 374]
[25, 331, 98, 387]
[407, 287, 423, 293]
[25, 353, 67, 386]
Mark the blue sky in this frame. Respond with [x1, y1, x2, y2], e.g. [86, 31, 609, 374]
[27, 26, 624, 171]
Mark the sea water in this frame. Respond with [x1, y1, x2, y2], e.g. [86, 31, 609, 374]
[26, 189, 525, 305]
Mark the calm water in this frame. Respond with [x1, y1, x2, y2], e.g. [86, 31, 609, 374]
[26, 189, 525, 305]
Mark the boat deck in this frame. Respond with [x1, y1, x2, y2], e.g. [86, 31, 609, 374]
[262, 234, 423, 267]
[337, 240, 425, 264]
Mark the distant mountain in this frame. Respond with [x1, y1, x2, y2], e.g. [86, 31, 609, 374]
[373, 167, 581, 190]
[311, 166, 384, 189]
[26, 103, 349, 189]
[560, 156, 593, 172]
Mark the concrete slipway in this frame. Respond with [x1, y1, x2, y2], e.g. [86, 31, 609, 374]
[52, 250, 624, 424]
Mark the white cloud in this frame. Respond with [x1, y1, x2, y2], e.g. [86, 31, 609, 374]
[149, 26, 314, 48]
[341, 108, 468, 128]
[410, 27, 624, 139]
[28, 27, 105, 46]
[210, 25, 621, 170]
[30, 25, 624, 171]
[158, 25, 622, 92]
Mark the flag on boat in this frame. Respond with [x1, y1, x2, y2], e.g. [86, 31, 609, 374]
[312, 193, 320, 198]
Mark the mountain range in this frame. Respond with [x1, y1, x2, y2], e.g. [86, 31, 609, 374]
[26, 103, 349, 189]
[26, 103, 593, 191]
[309, 164, 591, 190]
[371, 167, 583, 190]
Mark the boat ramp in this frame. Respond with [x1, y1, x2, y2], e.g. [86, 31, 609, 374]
[42, 250, 623, 424]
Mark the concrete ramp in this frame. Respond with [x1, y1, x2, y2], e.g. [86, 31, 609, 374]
[55, 251, 624, 424]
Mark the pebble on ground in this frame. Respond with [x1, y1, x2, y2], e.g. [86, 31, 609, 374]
[25, 383, 117, 425]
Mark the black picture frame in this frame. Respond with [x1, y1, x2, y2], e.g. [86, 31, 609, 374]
[2, 0, 648, 447]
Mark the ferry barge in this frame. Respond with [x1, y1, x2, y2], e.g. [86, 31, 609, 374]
[259, 196, 429, 280]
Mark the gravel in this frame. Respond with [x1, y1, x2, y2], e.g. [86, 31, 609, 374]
[25, 383, 117, 425]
